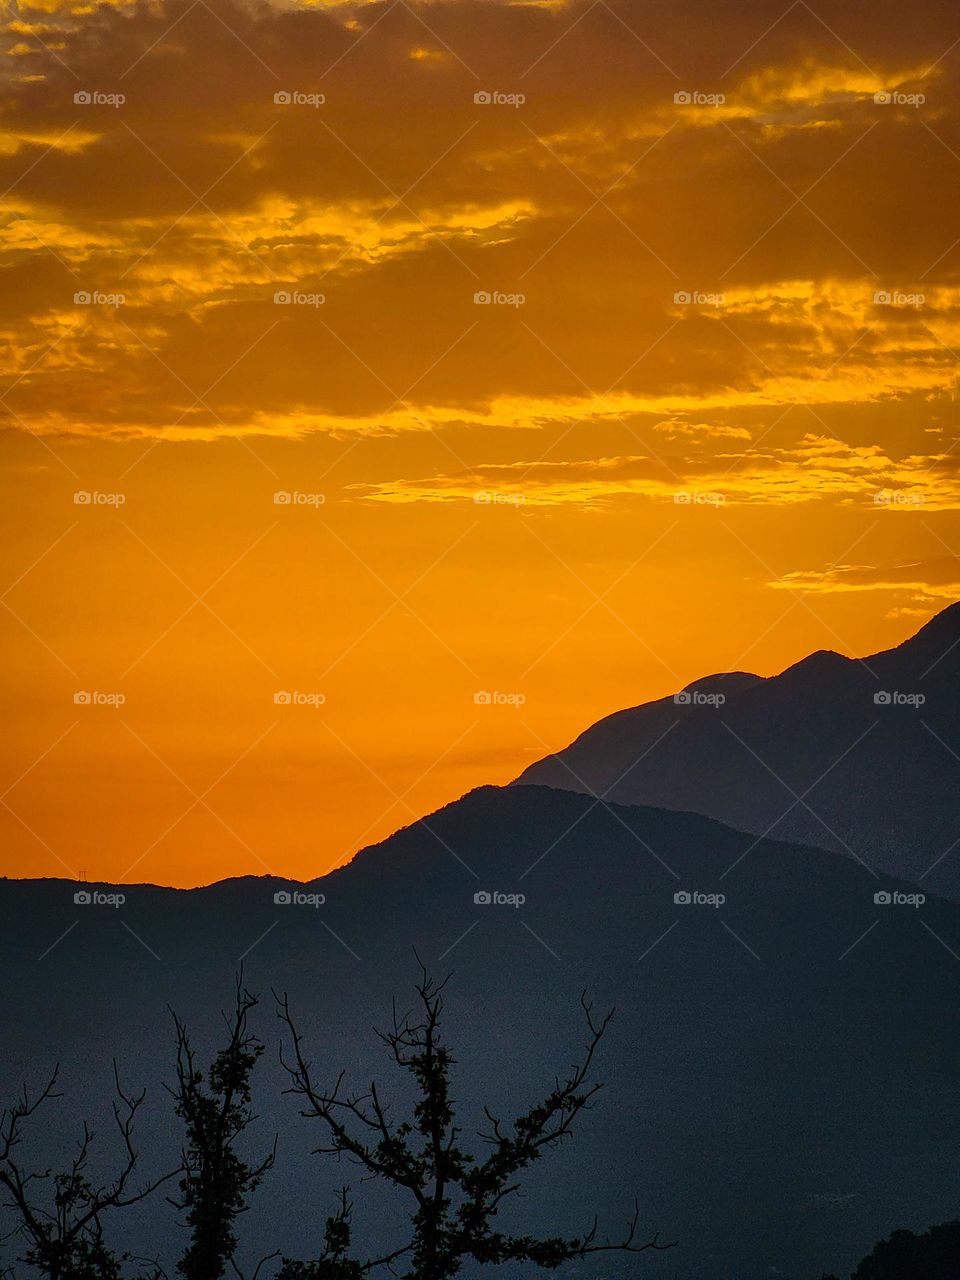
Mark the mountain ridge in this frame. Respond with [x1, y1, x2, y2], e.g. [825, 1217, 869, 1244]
[2, 781, 959, 1280]
[515, 602, 960, 898]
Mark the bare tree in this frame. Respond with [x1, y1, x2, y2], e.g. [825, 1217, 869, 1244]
[276, 965, 675, 1280]
[0, 1063, 173, 1280]
[167, 972, 277, 1280]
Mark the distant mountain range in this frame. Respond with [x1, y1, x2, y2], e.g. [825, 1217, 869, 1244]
[2, 784, 960, 1279]
[516, 602, 960, 899]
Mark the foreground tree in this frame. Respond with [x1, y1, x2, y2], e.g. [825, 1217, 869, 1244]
[818, 1219, 960, 1280]
[167, 973, 277, 1280]
[276, 966, 674, 1280]
[0, 1064, 171, 1280]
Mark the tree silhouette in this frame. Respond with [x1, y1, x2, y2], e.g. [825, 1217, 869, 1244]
[167, 972, 277, 1280]
[276, 965, 674, 1280]
[851, 1220, 960, 1279]
[0, 1063, 172, 1280]
[815, 1219, 960, 1279]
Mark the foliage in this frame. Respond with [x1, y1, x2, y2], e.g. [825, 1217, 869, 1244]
[0, 1063, 171, 1280]
[168, 974, 276, 1280]
[275, 964, 674, 1280]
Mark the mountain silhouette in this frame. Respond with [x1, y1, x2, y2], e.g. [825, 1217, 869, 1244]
[515, 603, 960, 898]
[2, 784, 959, 1279]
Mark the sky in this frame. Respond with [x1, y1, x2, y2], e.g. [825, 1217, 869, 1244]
[1, 0, 959, 886]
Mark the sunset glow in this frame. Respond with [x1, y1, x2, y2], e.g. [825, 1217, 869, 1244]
[2, 0, 958, 885]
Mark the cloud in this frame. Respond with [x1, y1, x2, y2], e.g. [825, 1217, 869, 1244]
[0, 0, 958, 449]
[346, 434, 960, 509]
[767, 556, 960, 604]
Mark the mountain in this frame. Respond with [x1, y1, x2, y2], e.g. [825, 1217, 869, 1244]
[515, 602, 960, 899]
[2, 784, 959, 1280]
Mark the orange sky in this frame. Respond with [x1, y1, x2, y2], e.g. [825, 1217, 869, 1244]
[1, 0, 959, 886]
